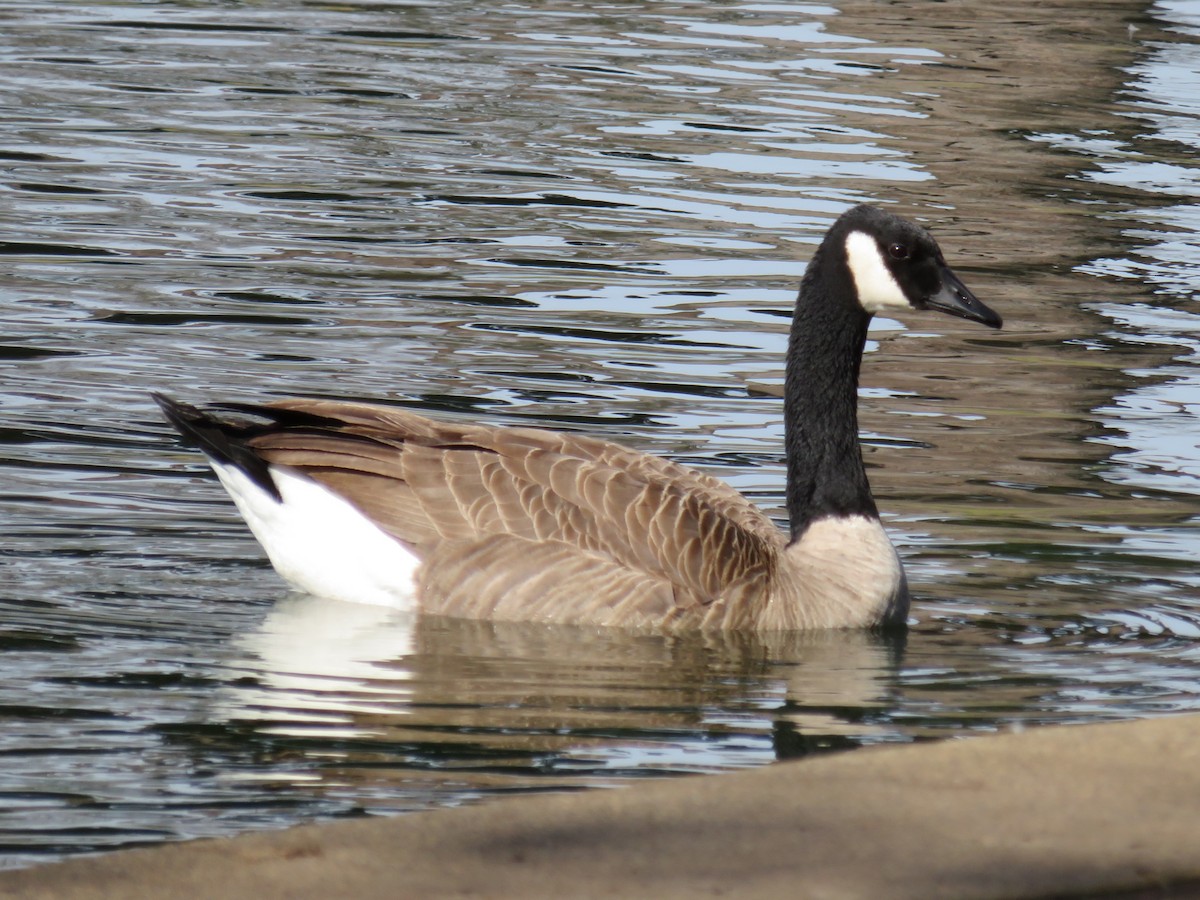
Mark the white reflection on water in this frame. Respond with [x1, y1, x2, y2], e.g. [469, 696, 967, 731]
[1060, 2, 1200, 501]
[1022, 0, 1200, 635]
[216, 595, 416, 734]
[1092, 304, 1200, 498]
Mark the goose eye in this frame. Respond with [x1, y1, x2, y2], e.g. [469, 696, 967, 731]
[888, 242, 910, 260]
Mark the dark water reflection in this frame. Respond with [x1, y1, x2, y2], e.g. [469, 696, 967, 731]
[2, 0, 1199, 868]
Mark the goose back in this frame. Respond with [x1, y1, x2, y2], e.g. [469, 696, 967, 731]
[215, 398, 787, 628]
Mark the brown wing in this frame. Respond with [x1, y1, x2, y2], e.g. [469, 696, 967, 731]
[242, 398, 785, 626]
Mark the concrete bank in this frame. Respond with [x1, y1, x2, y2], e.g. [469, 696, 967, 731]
[3, 714, 1199, 899]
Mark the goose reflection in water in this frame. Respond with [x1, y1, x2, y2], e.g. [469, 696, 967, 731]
[212, 596, 905, 788]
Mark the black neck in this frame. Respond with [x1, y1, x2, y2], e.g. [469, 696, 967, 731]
[784, 244, 878, 542]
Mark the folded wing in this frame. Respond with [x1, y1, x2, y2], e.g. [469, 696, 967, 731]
[222, 398, 786, 627]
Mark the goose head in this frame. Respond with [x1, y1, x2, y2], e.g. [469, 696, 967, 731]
[783, 204, 1002, 555]
[835, 204, 1002, 328]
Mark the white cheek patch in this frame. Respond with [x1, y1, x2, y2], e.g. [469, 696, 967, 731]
[844, 230, 910, 313]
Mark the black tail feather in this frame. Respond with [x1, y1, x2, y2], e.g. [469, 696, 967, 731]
[153, 393, 282, 502]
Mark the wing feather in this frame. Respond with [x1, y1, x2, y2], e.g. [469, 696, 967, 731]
[240, 398, 784, 622]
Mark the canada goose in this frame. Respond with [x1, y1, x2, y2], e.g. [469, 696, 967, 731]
[156, 204, 1001, 631]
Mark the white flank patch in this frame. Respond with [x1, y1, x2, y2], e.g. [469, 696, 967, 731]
[210, 461, 420, 609]
[844, 230, 910, 313]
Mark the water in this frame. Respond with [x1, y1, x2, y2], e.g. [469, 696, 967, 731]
[2, 0, 1199, 869]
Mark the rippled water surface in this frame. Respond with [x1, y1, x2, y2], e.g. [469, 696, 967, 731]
[2, 0, 1199, 868]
